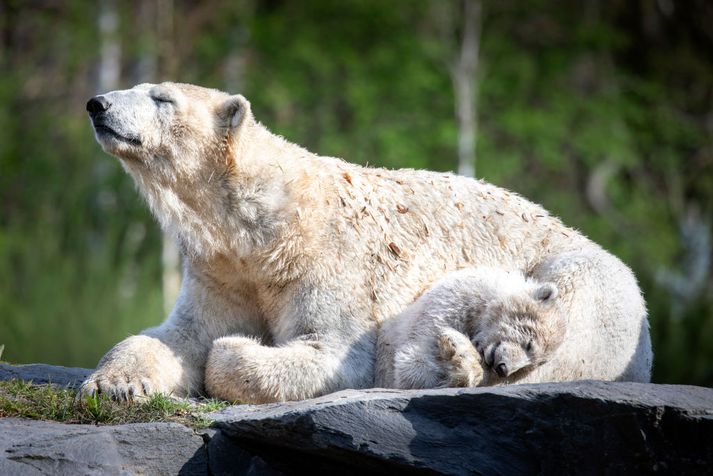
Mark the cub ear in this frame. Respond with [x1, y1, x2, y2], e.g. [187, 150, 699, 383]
[533, 282, 558, 303]
[218, 94, 251, 130]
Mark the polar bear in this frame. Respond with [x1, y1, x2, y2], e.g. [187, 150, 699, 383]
[381, 267, 564, 389]
[81, 82, 652, 403]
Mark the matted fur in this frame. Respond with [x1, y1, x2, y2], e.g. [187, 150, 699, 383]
[80, 82, 652, 403]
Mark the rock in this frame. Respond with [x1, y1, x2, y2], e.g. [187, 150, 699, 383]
[211, 381, 713, 475]
[204, 429, 284, 476]
[0, 363, 91, 388]
[2, 364, 712, 475]
[0, 418, 285, 476]
[0, 418, 208, 475]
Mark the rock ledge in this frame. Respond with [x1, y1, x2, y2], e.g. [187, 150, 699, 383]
[2, 364, 712, 475]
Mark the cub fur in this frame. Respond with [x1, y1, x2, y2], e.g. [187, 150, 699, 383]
[81, 82, 652, 403]
[382, 267, 564, 389]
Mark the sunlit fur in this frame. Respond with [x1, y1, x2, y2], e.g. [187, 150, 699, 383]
[81, 82, 652, 403]
[381, 267, 564, 389]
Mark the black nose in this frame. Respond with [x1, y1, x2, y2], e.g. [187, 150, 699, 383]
[86, 96, 110, 116]
[495, 362, 509, 378]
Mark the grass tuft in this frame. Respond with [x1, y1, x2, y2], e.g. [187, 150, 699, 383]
[0, 379, 231, 429]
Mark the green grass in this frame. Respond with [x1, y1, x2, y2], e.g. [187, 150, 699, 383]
[0, 379, 230, 429]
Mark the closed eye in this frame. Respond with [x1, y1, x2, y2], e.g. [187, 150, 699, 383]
[149, 87, 176, 105]
[526, 340, 533, 352]
[151, 95, 175, 105]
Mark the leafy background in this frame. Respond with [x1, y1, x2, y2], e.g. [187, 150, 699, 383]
[0, 0, 711, 386]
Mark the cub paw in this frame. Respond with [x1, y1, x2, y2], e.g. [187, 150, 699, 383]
[437, 327, 483, 387]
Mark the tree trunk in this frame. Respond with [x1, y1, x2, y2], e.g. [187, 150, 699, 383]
[98, 0, 120, 93]
[133, 0, 157, 84]
[223, 1, 255, 93]
[93, 0, 121, 209]
[451, 0, 482, 178]
[155, 0, 182, 315]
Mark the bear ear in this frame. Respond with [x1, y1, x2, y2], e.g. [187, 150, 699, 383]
[533, 282, 558, 303]
[218, 94, 251, 131]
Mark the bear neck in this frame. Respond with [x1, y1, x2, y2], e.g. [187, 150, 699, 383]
[135, 123, 316, 270]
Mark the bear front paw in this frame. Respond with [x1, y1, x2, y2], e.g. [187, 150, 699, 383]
[79, 371, 159, 401]
[205, 335, 266, 403]
[78, 335, 184, 401]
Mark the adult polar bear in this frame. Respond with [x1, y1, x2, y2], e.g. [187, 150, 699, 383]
[82, 82, 652, 403]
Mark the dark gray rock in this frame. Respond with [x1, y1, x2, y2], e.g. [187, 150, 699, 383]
[0, 418, 207, 475]
[204, 429, 284, 476]
[211, 381, 713, 475]
[0, 363, 92, 388]
[2, 364, 712, 475]
[0, 364, 283, 475]
[0, 418, 285, 476]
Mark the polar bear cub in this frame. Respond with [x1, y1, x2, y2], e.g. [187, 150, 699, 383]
[382, 266, 566, 389]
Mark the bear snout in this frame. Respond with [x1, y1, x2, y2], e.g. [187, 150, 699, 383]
[489, 342, 531, 378]
[495, 362, 509, 377]
[87, 96, 111, 118]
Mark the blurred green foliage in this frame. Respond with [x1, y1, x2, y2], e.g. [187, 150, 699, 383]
[0, 0, 711, 385]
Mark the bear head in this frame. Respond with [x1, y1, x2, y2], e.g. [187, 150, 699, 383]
[87, 82, 251, 175]
[473, 281, 565, 382]
[85, 82, 287, 259]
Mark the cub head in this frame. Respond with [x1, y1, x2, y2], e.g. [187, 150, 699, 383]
[472, 281, 565, 382]
[86, 82, 251, 177]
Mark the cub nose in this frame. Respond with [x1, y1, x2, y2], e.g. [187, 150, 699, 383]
[495, 362, 509, 378]
[86, 96, 110, 116]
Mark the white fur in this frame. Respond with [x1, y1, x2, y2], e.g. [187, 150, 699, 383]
[381, 267, 565, 389]
[80, 82, 652, 403]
